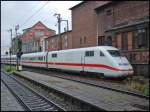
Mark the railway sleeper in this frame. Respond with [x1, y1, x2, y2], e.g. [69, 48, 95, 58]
[24, 99, 45, 104]
[31, 105, 54, 111]
[19, 94, 36, 97]
[26, 100, 45, 104]
[21, 97, 43, 102]
[19, 95, 38, 100]
[27, 99, 45, 103]
[29, 102, 50, 107]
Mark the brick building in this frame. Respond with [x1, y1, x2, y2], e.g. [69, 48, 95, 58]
[45, 30, 72, 51]
[21, 21, 55, 53]
[70, 1, 149, 76]
[70, 1, 111, 48]
[95, 1, 149, 76]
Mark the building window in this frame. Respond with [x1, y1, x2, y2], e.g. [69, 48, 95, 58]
[52, 39, 54, 43]
[39, 46, 42, 52]
[29, 32, 33, 36]
[35, 31, 44, 37]
[122, 32, 128, 50]
[146, 28, 149, 48]
[106, 9, 112, 16]
[65, 41, 68, 48]
[46, 40, 48, 50]
[133, 29, 148, 49]
[106, 36, 112, 46]
[85, 51, 94, 57]
[65, 35, 67, 40]
[84, 36, 86, 44]
[80, 38, 82, 44]
[65, 35, 68, 48]
[98, 36, 105, 46]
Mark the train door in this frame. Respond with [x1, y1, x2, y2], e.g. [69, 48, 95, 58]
[46, 52, 48, 68]
[84, 50, 95, 72]
[81, 55, 85, 72]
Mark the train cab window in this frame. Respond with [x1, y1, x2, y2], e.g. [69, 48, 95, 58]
[85, 51, 94, 57]
[108, 50, 121, 57]
[100, 51, 105, 56]
[52, 53, 57, 58]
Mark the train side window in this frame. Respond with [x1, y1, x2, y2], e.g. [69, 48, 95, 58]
[52, 53, 57, 58]
[100, 51, 105, 56]
[38, 57, 43, 60]
[85, 51, 94, 57]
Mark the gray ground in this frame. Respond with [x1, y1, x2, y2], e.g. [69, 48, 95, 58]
[15, 71, 149, 111]
[1, 81, 25, 111]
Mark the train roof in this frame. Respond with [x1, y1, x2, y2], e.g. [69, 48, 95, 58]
[1, 46, 118, 58]
[49, 46, 118, 53]
[20, 46, 119, 56]
[1, 55, 16, 58]
[21, 52, 47, 57]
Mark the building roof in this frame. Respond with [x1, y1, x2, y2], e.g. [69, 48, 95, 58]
[22, 21, 55, 33]
[94, 1, 118, 11]
[69, 1, 85, 10]
[106, 17, 149, 32]
[69, 1, 113, 10]
[47, 30, 72, 39]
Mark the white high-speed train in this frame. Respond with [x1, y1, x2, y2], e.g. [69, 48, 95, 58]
[1, 46, 134, 78]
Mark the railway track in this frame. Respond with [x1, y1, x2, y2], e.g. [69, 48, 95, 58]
[13, 70, 149, 111]
[23, 67, 149, 99]
[1, 72, 65, 111]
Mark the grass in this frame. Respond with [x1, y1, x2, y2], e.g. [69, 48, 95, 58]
[128, 80, 149, 96]
[4, 65, 16, 74]
[143, 83, 149, 96]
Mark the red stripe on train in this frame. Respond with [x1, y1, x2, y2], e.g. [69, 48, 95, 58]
[21, 61, 133, 72]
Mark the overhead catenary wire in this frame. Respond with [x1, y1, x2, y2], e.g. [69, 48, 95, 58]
[19, 1, 49, 29]
[14, 1, 42, 27]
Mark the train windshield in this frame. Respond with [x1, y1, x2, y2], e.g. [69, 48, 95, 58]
[107, 50, 121, 57]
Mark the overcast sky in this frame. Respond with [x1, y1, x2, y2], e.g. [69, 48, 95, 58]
[1, 1, 82, 55]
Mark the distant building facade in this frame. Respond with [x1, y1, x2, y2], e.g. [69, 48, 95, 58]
[45, 30, 72, 51]
[21, 21, 55, 53]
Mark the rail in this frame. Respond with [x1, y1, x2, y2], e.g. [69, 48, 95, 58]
[1, 72, 65, 111]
